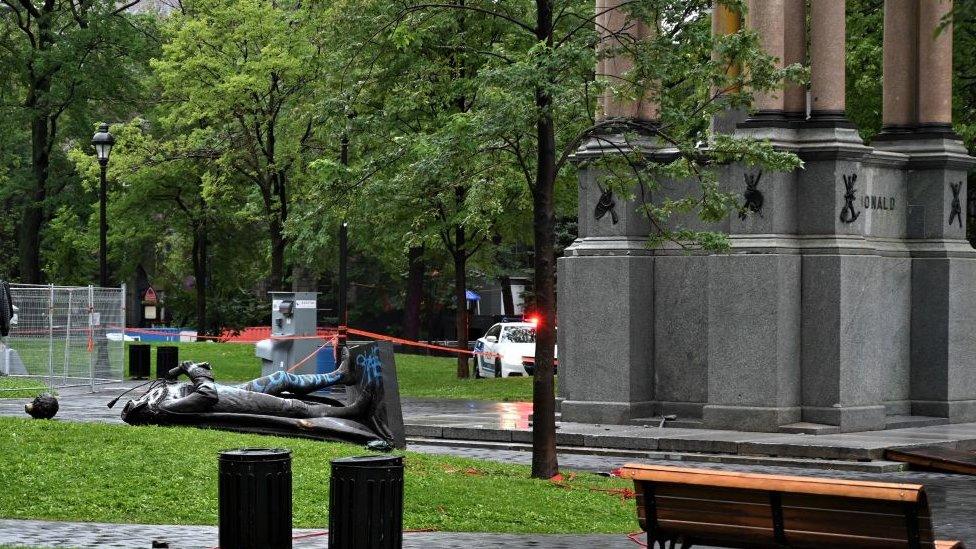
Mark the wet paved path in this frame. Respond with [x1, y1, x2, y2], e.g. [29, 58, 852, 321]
[0, 519, 642, 548]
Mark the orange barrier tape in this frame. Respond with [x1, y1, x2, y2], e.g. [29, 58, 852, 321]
[123, 327, 338, 343]
[346, 327, 477, 356]
[285, 332, 339, 373]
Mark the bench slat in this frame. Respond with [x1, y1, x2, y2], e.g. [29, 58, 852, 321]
[620, 464, 923, 502]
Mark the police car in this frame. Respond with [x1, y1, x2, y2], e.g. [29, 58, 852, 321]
[472, 319, 557, 378]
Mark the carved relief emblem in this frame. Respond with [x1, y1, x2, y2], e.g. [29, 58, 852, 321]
[949, 181, 963, 228]
[594, 184, 619, 224]
[739, 170, 764, 220]
[840, 173, 860, 224]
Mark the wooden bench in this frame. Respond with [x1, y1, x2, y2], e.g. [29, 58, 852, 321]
[619, 463, 964, 549]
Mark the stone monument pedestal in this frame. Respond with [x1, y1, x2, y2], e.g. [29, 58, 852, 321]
[558, 126, 976, 433]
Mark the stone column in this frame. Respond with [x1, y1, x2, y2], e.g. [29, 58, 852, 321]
[882, 0, 917, 131]
[782, 0, 806, 118]
[712, 1, 741, 84]
[747, 0, 785, 118]
[809, 0, 847, 121]
[596, 0, 607, 120]
[917, 0, 953, 132]
[711, 1, 745, 133]
[601, 0, 659, 121]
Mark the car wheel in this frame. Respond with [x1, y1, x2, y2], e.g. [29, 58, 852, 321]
[0, 281, 11, 337]
[494, 358, 502, 378]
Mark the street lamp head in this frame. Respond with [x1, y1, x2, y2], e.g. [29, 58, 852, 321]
[91, 123, 115, 166]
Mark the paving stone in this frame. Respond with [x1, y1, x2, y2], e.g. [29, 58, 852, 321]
[581, 433, 659, 451]
[441, 427, 511, 442]
[554, 432, 585, 446]
[738, 437, 897, 460]
[404, 424, 443, 438]
[656, 432, 790, 454]
[511, 430, 532, 443]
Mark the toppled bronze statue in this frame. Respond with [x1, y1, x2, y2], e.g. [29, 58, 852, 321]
[25, 393, 59, 419]
[116, 342, 404, 449]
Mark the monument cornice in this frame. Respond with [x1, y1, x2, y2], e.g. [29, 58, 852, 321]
[871, 136, 976, 170]
[570, 132, 681, 163]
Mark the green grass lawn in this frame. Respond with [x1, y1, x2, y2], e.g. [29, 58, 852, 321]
[0, 377, 49, 399]
[125, 342, 538, 401]
[0, 417, 635, 534]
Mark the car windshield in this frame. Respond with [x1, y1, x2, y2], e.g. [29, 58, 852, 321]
[504, 326, 536, 343]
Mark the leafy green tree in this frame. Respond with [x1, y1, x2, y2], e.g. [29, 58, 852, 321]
[151, 0, 329, 291]
[0, 1, 156, 283]
[846, 0, 883, 141]
[300, 0, 534, 377]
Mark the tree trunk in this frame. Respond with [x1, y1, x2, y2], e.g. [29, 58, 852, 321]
[192, 222, 208, 335]
[269, 216, 286, 291]
[454, 227, 470, 378]
[403, 246, 425, 340]
[530, 0, 559, 480]
[19, 7, 56, 285]
[20, 92, 50, 284]
[500, 275, 515, 316]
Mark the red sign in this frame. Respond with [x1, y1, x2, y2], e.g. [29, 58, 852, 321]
[143, 286, 158, 304]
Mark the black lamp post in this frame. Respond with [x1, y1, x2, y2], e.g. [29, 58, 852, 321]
[338, 221, 348, 352]
[92, 123, 115, 287]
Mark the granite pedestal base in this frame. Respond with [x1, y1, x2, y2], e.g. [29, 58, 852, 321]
[557, 253, 655, 424]
[910, 255, 976, 423]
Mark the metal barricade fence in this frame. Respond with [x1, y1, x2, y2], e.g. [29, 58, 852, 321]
[0, 284, 125, 393]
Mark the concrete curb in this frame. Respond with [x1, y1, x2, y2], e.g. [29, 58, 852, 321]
[404, 421, 972, 464]
[406, 437, 909, 473]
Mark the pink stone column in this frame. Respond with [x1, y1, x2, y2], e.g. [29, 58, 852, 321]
[600, 0, 659, 122]
[747, 0, 786, 116]
[882, 0, 917, 130]
[917, 0, 953, 130]
[809, 0, 847, 120]
[596, 0, 608, 120]
[782, 0, 806, 118]
[711, 1, 744, 133]
[635, 20, 660, 122]
[712, 0, 742, 86]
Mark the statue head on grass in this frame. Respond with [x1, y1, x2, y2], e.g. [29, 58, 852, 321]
[25, 393, 58, 419]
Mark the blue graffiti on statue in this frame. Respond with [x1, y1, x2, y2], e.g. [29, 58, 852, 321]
[356, 346, 382, 387]
[241, 369, 344, 395]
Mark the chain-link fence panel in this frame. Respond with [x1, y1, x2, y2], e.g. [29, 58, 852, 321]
[0, 284, 125, 394]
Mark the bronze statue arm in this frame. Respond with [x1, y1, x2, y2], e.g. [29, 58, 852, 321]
[158, 362, 218, 414]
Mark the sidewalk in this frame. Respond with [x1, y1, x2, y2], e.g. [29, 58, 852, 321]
[0, 519, 641, 549]
[403, 397, 976, 465]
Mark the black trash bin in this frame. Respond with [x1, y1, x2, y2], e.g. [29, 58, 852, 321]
[156, 346, 179, 379]
[219, 448, 293, 549]
[128, 344, 150, 379]
[329, 455, 404, 549]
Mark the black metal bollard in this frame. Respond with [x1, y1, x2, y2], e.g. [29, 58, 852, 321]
[328, 455, 404, 549]
[156, 346, 179, 379]
[218, 448, 293, 549]
[128, 344, 150, 379]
